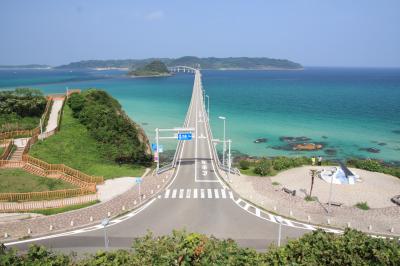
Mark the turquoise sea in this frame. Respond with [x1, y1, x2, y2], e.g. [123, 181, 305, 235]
[1, 67, 399, 163]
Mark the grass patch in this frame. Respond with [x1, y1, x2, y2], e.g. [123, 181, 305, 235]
[29, 105, 146, 179]
[0, 168, 76, 193]
[272, 181, 280, 186]
[355, 201, 370, 210]
[29, 200, 100, 215]
[0, 147, 4, 155]
[0, 113, 40, 132]
[304, 195, 317, 201]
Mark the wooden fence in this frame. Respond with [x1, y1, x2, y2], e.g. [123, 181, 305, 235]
[0, 193, 97, 212]
[0, 139, 13, 160]
[0, 187, 96, 202]
[0, 91, 104, 207]
[0, 98, 52, 140]
[22, 155, 103, 184]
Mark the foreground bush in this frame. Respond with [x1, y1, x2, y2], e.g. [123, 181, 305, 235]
[1, 229, 399, 265]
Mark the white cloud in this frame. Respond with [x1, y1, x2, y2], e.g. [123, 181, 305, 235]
[145, 10, 165, 21]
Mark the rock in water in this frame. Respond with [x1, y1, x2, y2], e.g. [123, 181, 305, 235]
[359, 147, 380, 153]
[254, 138, 268, 143]
[293, 143, 323, 151]
[280, 136, 311, 143]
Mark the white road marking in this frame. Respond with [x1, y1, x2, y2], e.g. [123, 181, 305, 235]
[164, 189, 170, 199]
[201, 160, 206, 165]
[283, 219, 294, 227]
[221, 189, 226, 199]
[202, 170, 207, 176]
[201, 189, 205, 199]
[207, 189, 212, 198]
[303, 223, 315, 230]
[244, 203, 250, 211]
[193, 189, 198, 198]
[214, 189, 219, 199]
[229, 191, 234, 199]
[255, 208, 261, 217]
[186, 189, 191, 199]
[179, 189, 184, 199]
[171, 189, 177, 199]
[201, 165, 207, 170]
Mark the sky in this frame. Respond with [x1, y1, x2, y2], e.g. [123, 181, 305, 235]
[0, 0, 399, 67]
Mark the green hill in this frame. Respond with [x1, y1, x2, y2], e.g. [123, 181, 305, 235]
[56, 56, 303, 70]
[128, 60, 171, 77]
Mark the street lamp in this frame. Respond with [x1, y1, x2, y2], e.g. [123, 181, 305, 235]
[218, 116, 226, 166]
[205, 95, 210, 120]
[101, 218, 110, 249]
[275, 216, 283, 247]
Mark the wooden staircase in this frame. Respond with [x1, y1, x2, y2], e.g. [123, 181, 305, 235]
[8, 146, 24, 161]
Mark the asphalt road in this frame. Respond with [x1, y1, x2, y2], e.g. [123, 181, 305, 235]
[9, 69, 308, 253]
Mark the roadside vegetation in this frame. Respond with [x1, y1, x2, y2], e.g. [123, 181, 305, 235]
[355, 201, 370, 210]
[29, 200, 99, 215]
[0, 168, 76, 193]
[347, 158, 400, 178]
[1, 229, 399, 265]
[30, 105, 146, 179]
[0, 88, 46, 132]
[237, 156, 315, 176]
[29, 89, 151, 179]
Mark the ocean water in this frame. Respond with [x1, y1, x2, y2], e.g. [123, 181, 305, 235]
[1, 67, 399, 163]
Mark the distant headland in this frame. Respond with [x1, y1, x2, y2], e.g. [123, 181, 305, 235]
[1, 56, 302, 71]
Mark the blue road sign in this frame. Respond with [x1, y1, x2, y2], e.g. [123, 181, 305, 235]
[178, 133, 192, 140]
[151, 144, 157, 151]
[135, 177, 142, 184]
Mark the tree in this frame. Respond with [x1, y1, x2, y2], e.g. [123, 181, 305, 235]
[239, 160, 250, 170]
[309, 169, 318, 197]
[254, 158, 272, 176]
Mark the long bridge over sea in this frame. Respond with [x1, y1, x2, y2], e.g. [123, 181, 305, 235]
[7, 66, 318, 252]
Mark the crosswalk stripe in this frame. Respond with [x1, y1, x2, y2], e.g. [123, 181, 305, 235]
[179, 189, 184, 199]
[193, 189, 198, 198]
[164, 189, 170, 199]
[171, 189, 177, 199]
[244, 203, 250, 210]
[283, 219, 294, 227]
[207, 189, 212, 198]
[255, 208, 261, 217]
[229, 191, 234, 199]
[214, 189, 219, 199]
[303, 223, 314, 230]
[201, 189, 205, 199]
[221, 189, 226, 199]
[186, 189, 191, 199]
[266, 213, 275, 221]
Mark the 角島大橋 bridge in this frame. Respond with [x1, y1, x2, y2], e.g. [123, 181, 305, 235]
[7, 66, 314, 253]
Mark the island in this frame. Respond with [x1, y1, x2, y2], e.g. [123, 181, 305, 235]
[55, 56, 303, 70]
[127, 60, 171, 77]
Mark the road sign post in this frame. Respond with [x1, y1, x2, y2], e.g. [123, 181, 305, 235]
[136, 177, 142, 202]
[101, 218, 110, 249]
[177, 133, 192, 140]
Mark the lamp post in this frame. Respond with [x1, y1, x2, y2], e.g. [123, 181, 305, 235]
[275, 216, 283, 247]
[101, 218, 110, 249]
[218, 116, 226, 166]
[205, 95, 209, 120]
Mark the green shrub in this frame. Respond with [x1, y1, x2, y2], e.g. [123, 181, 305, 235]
[348, 159, 400, 178]
[272, 181, 280, 186]
[239, 160, 250, 170]
[67, 90, 152, 165]
[2, 229, 399, 265]
[254, 158, 273, 176]
[355, 202, 370, 210]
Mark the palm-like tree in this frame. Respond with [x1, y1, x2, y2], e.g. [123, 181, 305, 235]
[309, 169, 318, 197]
